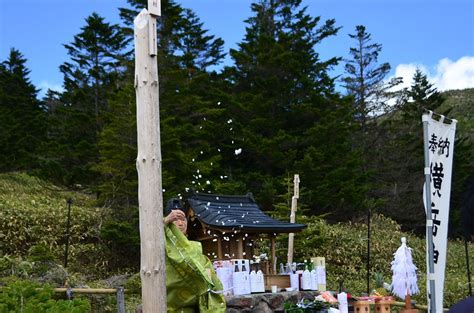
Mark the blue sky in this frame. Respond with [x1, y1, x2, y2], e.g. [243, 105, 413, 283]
[1, 0, 473, 98]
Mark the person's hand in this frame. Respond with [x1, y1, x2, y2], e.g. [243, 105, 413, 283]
[164, 210, 185, 225]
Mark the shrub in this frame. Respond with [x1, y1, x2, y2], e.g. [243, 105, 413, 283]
[0, 278, 90, 313]
[277, 214, 473, 308]
[0, 173, 108, 274]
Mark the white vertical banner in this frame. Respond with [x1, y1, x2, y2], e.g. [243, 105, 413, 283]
[422, 112, 456, 312]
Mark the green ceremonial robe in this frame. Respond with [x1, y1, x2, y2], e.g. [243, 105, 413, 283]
[165, 224, 226, 313]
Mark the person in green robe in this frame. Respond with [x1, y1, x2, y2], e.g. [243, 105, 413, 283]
[163, 199, 226, 313]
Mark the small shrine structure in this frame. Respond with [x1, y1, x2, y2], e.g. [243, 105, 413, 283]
[185, 192, 306, 273]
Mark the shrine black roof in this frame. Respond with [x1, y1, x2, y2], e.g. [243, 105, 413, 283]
[186, 193, 306, 233]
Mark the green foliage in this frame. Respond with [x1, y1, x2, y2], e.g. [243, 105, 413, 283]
[0, 172, 107, 274]
[277, 214, 473, 308]
[124, 273, 141, 294]
[284, 299, 331, 312]
[0, 278, 90, 313]
[38, 13, 130, 187]
[100, 219, 140, 270]
[0, 48, 46, 172]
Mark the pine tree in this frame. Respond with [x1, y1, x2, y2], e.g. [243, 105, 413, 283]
[373, 70, 446, 229]
[60, 12, 130, 122]
[0, 48, 46, 171]
[401, 69, 444, 119]
[41, 13, 130, 186]
[342, 25, 401, 128]
[223, 0, 368, 216]
[95, 0, 229, 207]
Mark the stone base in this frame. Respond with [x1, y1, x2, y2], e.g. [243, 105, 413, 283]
[225, 290, 319, 313]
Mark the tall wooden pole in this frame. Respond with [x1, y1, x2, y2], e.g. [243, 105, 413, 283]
[134, 2, 166, 312]
[287, 174, 300, 265]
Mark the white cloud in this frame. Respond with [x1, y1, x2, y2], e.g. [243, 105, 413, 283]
[391, 56, 474, 91]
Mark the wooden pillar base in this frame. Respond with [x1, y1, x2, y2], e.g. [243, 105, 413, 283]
[399, 310, 419, 313]
[375, 300, 394, 313]
[353, 301, 372, 313]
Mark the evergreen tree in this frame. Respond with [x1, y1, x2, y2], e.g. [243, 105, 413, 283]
[342, 25, 400, 128]
[60, 12, 130, 121]
[373, 70, 445, 229]
[0, 48, 46, 171]
[41, 13, 130, 186]
[223, 0, 368, 216]
[401, 69, 444, 118]
[95, 0, 229, 207]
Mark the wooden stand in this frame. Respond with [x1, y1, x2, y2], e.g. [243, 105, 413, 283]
[375, 299, 394, 313]
[353, 300, 372, 313]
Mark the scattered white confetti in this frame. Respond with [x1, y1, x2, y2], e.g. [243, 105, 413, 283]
[216, 196, 220, 200]
[197, 169, 200, 173]
[199, 126, 202, 129]
[192, 158, 195, 162]
[200, 151, 203, 154]
[217, 148, 221, 152]
[232, 140, 234, 144]
[227, 119, 232, 124]
[229, 128, 233, 131]
[162, 189, 166, 192]
[198, 174, 202, 178]
[243, 252, 246, 256]
[234, 148, 242, 155]
[207, 202, 211, 206]
[185, 187, 189, 192]
[212, 239, 217, 242]
[217, 101, 221, 105]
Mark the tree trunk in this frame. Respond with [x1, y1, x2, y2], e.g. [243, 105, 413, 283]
[134, 8, 167, 312]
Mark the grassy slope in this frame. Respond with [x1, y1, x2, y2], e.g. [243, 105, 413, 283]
[0, 172, 107, 274]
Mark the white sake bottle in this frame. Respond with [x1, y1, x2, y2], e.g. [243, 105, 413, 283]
[301, 264, 311, 290]
[310, 267, 318, 291]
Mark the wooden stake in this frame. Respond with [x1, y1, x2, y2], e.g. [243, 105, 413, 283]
[271, 235, 276, 274]
[287, 174, 300, 265]
[400, 294, 420, 313]
[405, 294, 412, 309]
[134, 7, 167, 313]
